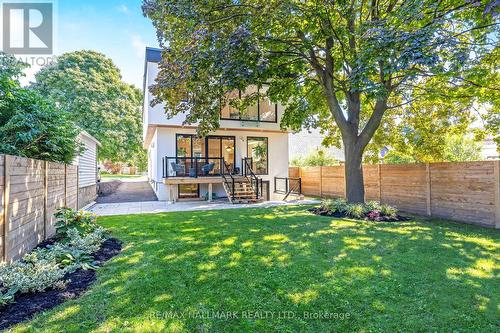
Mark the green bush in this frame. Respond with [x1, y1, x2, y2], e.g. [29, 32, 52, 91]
[0, 208, 108, 306]
[345, 203, 365, 219]
[380, 204, 398, 217]
[319, 199, 398, 220]
[54, 207, 98, 241]
[321, 198, 348, 214]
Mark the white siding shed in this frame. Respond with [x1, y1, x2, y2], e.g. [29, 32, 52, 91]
[74, 131, 100, 188]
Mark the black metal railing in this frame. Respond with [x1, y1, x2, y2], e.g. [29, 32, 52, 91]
[162, 156, 225, 178]
[222, 161, 235, 201]
[274, 177, 302, 200]
[242, 158, 260, 199]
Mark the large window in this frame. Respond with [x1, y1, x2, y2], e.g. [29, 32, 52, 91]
[176, 134, 235, 174]
[247, 137, 268, 175]
[220, 86, 277, 123]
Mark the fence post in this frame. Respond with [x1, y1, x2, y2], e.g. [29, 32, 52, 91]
[426, 163, 432, 216]
[64, 164, 67, 207]
[76, 165, 79, 210]
[44, 161, 48, 240]
[494, 160, 500, 229]
[3, 155, 11, 262]
[319, 166, 323, 198]
[378, 164, 382, 202]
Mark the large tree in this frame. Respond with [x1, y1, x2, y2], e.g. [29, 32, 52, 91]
[0, 53, 80, 164]
[143, 0, 499, 202]
[33, 50, 146, 167]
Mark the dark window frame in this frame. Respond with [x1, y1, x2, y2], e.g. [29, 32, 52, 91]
[178, 184, 200, 199]
[176, 134, 236, 167]
[220, 87, 278, 123]
[247, 136, 269, 175]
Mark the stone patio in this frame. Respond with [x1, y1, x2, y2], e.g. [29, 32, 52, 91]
[87, 199, 319, 216]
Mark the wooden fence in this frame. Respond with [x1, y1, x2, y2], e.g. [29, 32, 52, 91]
[290, 161, 500, 228]
[0, 154, 79, 263]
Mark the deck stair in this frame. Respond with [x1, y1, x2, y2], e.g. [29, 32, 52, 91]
[223, 177, 262, 204]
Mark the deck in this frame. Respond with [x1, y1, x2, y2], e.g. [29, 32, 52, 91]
[163, 176, 225, 185]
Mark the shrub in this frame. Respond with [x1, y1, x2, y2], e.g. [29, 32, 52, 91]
[54, 207, 98, 241]
[380, 204, 398, 217]
[321, 198, 348, 214]
[0, 220, 108, 305]
[364, 201, 382, 212]
[345, 203, 365, 219]
[317, 199, 399, 220]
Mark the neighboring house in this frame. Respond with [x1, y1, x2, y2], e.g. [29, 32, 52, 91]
[143, 47, 291, 203]
[74, 130, 100, 208]
[289, 129, 345, 161]
[481, 136, 499, 160]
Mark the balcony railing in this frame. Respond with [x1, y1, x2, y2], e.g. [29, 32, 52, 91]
[162, 157, 227, 178]
[274, 177, 302, 199]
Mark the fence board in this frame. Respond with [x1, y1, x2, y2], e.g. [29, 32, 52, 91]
[0, 155, 79, 263]
[380, 164, 428, 215]
[0, 155, 5, 261]
[300, 167, 321, 196]
[430, 162, 496, 227]
[322, 166, 345, 198]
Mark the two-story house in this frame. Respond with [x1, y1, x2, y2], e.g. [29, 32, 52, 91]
[143, 47, 295, 203]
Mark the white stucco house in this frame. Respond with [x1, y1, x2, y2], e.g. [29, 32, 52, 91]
[143, 47, 296, 203]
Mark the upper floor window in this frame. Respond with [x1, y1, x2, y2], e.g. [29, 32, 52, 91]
[220, 86, 277, 123]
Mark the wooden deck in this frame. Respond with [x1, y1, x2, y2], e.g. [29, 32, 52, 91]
[163, 176, 223, 185]
[163, 176, 247, 185]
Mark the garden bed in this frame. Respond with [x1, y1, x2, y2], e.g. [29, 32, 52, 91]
[309, 198, 409, 222]
[0, 238, 121, 330]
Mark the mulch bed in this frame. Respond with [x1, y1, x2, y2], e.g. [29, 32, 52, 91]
[0, 238, 122, 331]
[308, 207, 409, 222]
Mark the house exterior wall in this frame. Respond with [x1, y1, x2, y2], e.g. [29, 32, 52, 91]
[143, 47, 290, 202]
[149, 127, 289, 201]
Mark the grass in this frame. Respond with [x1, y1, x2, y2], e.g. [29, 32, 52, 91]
[100, 174, 142, 181]
[10, 206, 500, 332]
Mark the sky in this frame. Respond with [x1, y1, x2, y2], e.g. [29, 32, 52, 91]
[11, 0, 160, 88]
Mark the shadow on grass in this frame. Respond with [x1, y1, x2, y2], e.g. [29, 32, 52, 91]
[11, 205, 500, 333]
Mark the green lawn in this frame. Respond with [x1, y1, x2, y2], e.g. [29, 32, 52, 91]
[11, 206, 500, 332]
[100, 174, 142, 181]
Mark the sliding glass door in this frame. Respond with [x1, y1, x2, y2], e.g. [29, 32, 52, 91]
[176, 134, 235, 175]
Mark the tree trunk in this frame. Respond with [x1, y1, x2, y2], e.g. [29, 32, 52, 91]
[343, 140, 365, 203]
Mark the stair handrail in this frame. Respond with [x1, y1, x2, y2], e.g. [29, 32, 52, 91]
[221, 160, 235, 201]
[242, 158, 260, 199]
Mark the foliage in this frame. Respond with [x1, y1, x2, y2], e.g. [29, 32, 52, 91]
[33, 50, 146, 166]
[320, 198, 398, 220]
[54, 207, 98, 241]
[143, 0, 499, 202]
[381, 133, 482, 164]
[10, 206, 500, 332]
[0, 53, 81, 164]
[0, 212, 107, 306]
[442, 134, 482, 162]
[290, 149, 340, 167]
[0, 287, 17, 307]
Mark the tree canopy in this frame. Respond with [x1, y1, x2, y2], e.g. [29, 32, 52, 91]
[33, 50, 146, 166]
[0, 53, 80, 164]
[143, 0, 499, 202]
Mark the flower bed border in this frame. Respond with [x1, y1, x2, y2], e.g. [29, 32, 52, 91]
[0, 238, 122, 330]
[308, 207, 409, 222]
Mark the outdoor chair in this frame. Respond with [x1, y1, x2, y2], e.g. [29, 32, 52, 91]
[201, 162, 215, 175]
[170, 162, 185, 176]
